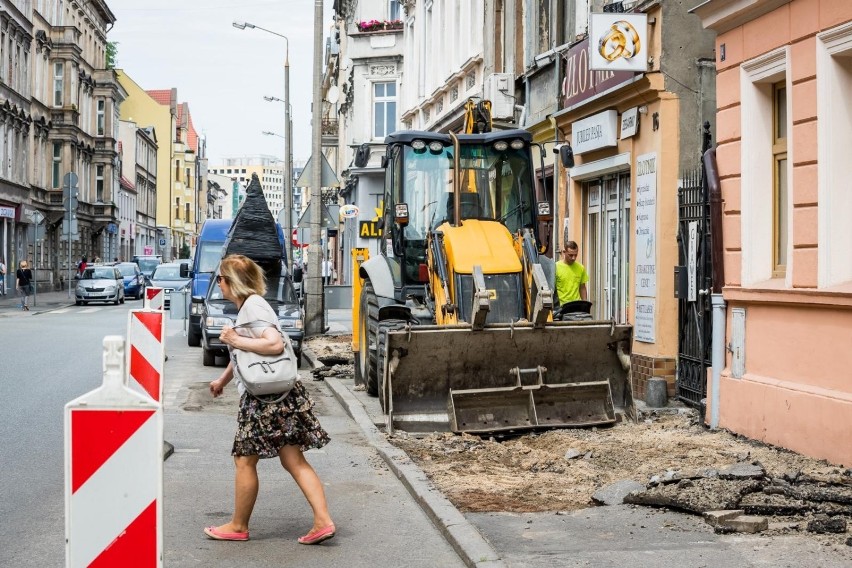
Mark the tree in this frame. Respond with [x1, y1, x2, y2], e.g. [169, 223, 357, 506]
[106, 42, 118, 69]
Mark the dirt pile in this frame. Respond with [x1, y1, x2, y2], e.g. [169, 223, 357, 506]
[306, 334, 851, 545]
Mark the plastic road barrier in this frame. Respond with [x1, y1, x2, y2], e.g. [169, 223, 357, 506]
[144, 287, 164, 311]
[65, 336, 163, 567]
[127, 310, 165, 403]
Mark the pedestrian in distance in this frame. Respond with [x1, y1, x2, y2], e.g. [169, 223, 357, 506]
[16, 260, 33, 311]
[77, 256, 87, 276]
[0, 257, 6, 296]
[206, 254, 335, 544]
[555, 241, 589, 304]
[321, 256, 333, 286]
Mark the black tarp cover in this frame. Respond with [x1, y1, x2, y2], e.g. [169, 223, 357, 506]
[222, 173, 284, 279]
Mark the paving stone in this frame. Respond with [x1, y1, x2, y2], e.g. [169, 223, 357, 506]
[724, 515, 768, 534]
[592, 480, 646, 506]
[702, 510, 743, 527]
[718, 463, 766, 480]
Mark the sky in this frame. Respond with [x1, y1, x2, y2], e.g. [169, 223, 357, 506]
[107, 0, 335, 164]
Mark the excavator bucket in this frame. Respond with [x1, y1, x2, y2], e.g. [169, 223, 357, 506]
[382, 321, 633, 434]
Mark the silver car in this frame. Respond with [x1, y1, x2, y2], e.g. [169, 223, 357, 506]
[75, 265, 126, 305]
[149, 262, 191, 308]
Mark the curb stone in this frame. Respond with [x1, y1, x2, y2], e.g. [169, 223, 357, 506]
[303, 345, 506, 568]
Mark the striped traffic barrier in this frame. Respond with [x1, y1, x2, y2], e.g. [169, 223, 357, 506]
[144, 287, 164, 311]
[65, 336, 163, 567]
[127, 309, 165, 402]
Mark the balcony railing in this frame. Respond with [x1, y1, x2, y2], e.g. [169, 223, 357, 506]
[321, 118, 339, 136]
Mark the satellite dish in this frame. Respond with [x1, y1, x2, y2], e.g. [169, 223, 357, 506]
[326, 86, 340, 104]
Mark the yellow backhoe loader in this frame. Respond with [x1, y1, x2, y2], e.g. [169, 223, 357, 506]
[352, 100, 633, 434]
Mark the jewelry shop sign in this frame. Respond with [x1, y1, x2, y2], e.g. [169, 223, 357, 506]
[635, 152, 657, 298]
[571, 110, 618, 155]
[590, 13, 649, 73]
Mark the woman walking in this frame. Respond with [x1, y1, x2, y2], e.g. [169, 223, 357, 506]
[205, 254, 334, 544]
[16, 260, 33, 311]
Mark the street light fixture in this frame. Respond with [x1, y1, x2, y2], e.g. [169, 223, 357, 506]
[233, 19, 294, 269]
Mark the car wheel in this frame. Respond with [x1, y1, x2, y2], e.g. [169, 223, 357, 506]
[114, 294, 120, 305]
[120, 295, 125, 304]
[187, 327, 201, 347]
[82, 301, 88, 306]
[296, 349, 303, 368]
[202, 348, 216, 367]
[75, 300, 82, 306]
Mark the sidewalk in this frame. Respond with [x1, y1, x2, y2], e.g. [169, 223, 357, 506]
[0, 287, 75, 316]
[161, 317, 464, 567]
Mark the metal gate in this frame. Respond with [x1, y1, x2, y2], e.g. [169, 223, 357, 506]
[674, 125, 714, 407]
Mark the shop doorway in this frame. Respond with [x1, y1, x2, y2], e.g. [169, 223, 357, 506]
[583, 173, 631, 322]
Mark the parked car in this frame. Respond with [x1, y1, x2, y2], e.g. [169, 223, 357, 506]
[198, 269, 304, 367]
[75, 265, 125, 305]
[132, 254, 162, 280]
[149, 263, 191, 308]
[114, 262, 146, 300]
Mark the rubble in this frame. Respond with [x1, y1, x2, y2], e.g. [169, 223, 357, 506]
[592, 480, 645, 506]
[807, 515, 848, 534]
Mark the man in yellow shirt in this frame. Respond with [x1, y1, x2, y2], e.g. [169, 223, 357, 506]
[555, 241, 589, 304]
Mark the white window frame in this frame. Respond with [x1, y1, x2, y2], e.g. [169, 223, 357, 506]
[388, 0, 400, 21]
[372, 81, 397, 140]
[96, 164, 104, 202]
[740, 46, 791, 286]
[53, 61, 63, 107]
[96, 99, 105, 136]
[817, 22, 852, 288]
[52, 142, 61, 188]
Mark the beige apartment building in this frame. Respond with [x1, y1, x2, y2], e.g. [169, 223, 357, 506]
[208, 156, 286, 220]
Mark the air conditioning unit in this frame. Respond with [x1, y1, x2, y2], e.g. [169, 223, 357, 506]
[483, 73, 515, 121]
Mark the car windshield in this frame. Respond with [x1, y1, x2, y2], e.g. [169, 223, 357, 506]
[116, 264, 138, 277]
[82, 267, 116, 279]
[208, 275, 297, 304]
[153, 265, 181, 279]
[136, 258, 160, 273]
[197, 241, 225, 273]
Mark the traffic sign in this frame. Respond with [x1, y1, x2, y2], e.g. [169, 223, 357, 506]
[158, 238, 166, 247]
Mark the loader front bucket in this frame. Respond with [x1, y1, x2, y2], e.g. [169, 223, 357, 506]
[383, 321, 633, 434]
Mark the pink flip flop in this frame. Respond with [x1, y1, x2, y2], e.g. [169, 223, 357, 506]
[204, 526, 249, 541]
[298, 524, 336, 545]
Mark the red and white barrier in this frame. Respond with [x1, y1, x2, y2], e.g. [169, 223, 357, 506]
[144, 287, 164, 311]
[127, 310, 165, 402]
[65, 336, 163, 567]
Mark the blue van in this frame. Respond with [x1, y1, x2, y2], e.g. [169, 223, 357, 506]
[185, 218, 287, 346]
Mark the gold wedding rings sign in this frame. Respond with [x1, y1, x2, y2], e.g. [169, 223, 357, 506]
[599, 20, 641, 62]
[589, 14, 648, 72]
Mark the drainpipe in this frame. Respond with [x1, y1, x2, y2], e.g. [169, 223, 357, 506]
[704, 146, 725, 430]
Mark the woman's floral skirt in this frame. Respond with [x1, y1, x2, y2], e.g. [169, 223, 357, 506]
[232, 380, 330, 458]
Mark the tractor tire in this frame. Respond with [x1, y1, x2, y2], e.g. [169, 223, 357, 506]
[360, 281, 380, 396]
[376, 319, 408, 412]
[202, 348, 216, 367]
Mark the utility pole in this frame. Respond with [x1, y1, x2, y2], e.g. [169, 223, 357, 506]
[62, 172, 79, 298]
[284, 52, 294, 270]
[305, 0, 325, 335]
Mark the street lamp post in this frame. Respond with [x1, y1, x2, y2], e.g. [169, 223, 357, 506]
[233, 20, 293, 270]
[308, 0, 324, 336]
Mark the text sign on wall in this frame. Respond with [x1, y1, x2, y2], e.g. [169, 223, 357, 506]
[620, 107, 639, 139]
[635, 152, 657, 297]
[635, 297, 656, 343]
[0, 206, 16, 218]
[562, 38, 636, 109]
[571, 110, 619, 155]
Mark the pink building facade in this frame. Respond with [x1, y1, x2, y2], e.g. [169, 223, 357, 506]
[694, 0, 852, 467]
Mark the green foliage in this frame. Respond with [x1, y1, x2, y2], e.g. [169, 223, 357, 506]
[106, 41, 118, 69]
[180, 243, 191, 259]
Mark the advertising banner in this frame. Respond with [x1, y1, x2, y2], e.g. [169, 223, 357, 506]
[635, 152, 657, 297]
[590, 13, 649, 73]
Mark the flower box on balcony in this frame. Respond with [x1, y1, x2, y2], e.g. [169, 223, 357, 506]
[356, 19, 403, 33]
